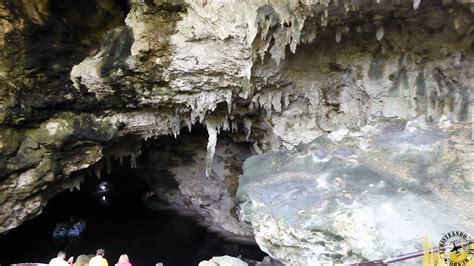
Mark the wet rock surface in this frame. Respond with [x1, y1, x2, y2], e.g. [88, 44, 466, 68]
[238, 118, 473, 265]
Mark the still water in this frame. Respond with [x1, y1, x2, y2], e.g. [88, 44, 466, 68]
[0, 167, 264, 265]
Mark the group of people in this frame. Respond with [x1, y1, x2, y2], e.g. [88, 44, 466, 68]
[49, 249, 132, 266]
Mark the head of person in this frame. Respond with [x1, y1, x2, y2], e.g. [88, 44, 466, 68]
[57, 251, 66, 260]
[118, 254, 129, 264]
[96, 249, 105, 257]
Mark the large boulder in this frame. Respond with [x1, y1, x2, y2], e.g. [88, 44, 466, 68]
[237, 117, 473, 265]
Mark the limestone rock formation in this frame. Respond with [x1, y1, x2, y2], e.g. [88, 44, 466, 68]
[238, 117, 473, 265]
[140, 133, 254, 238]
[0, 0, 472, 263]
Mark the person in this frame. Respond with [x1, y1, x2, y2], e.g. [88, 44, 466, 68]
[89, 249, 109, 266]
[49, 251, 73, 266]
[115, 254, 132, 266]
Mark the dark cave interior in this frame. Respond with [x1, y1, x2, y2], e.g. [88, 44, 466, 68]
[0, 130, 265, 266]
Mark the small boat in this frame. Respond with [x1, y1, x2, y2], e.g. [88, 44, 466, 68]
[67, 226, 81, 237]
[53, 220, 86, 239]
[52, 227, 67, 239]
[67, 220, 86, 237]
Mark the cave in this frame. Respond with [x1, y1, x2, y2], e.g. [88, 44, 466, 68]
[0, 129, 266, 265]
[0, 0, 472, 265]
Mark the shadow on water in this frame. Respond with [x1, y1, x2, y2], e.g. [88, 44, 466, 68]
[0, 166, 265, 266]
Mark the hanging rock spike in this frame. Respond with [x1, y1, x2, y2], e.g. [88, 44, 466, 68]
[336, 29, 342, 42]
[413, 0, 421, 10]
[205, 119, 218, 177]
[376, 25, 384, 41]
[243, 118, 252, 140]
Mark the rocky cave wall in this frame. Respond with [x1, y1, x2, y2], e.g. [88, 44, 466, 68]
[0, 0, 472, 259]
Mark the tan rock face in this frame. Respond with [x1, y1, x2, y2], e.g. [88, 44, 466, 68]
[0, 0, 472, 252]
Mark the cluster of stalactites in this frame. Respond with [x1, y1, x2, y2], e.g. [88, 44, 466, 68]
[168, 102, 257, 178]
[250, 90, 290, 118]
[103, 145, 142, 172]
[251, 0, 440, 64]
[176, 87, 320, 177]
[131, 104, 251, 177]
[68, 175, 85, 192]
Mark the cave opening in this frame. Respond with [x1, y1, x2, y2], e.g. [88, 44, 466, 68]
[0, 129, 266, 265]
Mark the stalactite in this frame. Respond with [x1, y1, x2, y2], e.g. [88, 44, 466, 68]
[376, 25, 384, 41]
[106, 157, 111, 174]
[302, 28, 316, 44]
[321, 15, 328, 27]
[190, 111, 198, 125]
[223, 117, 230, 132]
[289, 18, 304, 53]
[259, 93, 273, 117]
[272, 91, 283, 113]
[244, 118, 252, 140]
[199, 112, 205, 123]
[185, 118, 192, 132]
[171, 113, 181, 138]
[269, 28, 289, 65]
[226, 90, 233, 113]
[283, 92, 290, 108]
[75, 179, 82, 191]
[249, 101, 255, 111]
[93, 163, 102, 179]
[69, 176, 84, 192]
[205, 120, 218, 177]
[231, 119, 238, 133]
[336, 29, 342, 43]
[413, 0, 421, 10]
[260, 18, 273, 41]
[130, 154, 137, 168]
[344, 1, 350, 13]
[240, 78, 254, 100]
